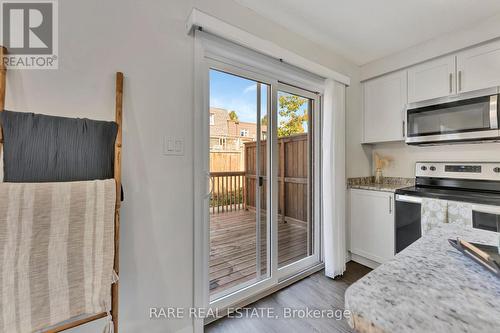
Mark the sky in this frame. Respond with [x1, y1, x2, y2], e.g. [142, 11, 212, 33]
[210, 69, 266, 123]
[209, 69, 308, 131]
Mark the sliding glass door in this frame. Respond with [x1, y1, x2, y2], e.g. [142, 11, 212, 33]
[208, 69, 271, 301]
[206, 62, 321, 308]
[276, 84, 320, 278]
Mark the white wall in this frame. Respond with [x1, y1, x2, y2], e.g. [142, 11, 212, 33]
[199, 0, 371, 178]
[2, 1, 360, 332]
[350, 18, 500, 179]
[371, 142, 500, 178]
[361, 12, 500, 80]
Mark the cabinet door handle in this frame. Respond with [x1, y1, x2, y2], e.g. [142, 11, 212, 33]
[458, 70, 462, 92]
[402, 120, 405, 138]
[389, 196, 393, 214]
[449, 73, 453, 93]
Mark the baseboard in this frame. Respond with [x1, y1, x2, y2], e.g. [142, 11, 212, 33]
[350, 253, 380, 269]
[345, 251, 351, 263]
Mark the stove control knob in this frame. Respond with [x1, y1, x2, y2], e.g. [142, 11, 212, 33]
[421, 166, 427, 171]
[494, 167, 500, 173]
[430, 166, 436, 171]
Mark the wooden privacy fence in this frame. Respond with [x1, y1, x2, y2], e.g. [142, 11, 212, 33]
[209, 134, 310, 223]
[210, 151, 243, 172]
[245, 133, 309, 224]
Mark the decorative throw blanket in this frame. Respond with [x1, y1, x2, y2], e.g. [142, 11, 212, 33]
[421, 198, 448, 235]
[0, 180, 116, 333]
[0, 110, 118, 183]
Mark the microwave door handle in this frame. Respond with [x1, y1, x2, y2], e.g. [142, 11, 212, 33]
[490, 95, 498, 129]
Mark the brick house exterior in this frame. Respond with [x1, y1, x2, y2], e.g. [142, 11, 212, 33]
[209, 107, 266, 151]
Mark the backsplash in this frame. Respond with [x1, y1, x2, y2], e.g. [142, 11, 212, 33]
[347, 176, 415, 193]
[370, 141, 500, 178]
[347, 176, 415, 187]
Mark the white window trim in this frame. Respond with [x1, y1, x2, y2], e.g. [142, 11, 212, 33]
[186, 8, 350, 86]
[198, 30, 326, 95]
[199, 54, 323, 309]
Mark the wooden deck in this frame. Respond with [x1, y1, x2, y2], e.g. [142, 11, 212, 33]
[210, 210, 309, 297]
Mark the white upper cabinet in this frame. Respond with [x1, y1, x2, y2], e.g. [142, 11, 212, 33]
[407, 56, 456, 103]
[363, 70, 407, 143]
[456, 39, 500, 93]
[361, 39, 500, 144]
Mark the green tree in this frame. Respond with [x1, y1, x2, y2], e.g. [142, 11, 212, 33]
[229, 110, 239, 122]
[278, 94, 308, 137]
[261, 114, 268, 126]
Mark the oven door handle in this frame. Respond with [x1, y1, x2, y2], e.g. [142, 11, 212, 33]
[395, 195, 422, 204]
[471, 203, 500, 215]
[396, 194, 500, 215]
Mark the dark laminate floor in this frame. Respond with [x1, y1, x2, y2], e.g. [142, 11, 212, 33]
[205, 261, 371, 333]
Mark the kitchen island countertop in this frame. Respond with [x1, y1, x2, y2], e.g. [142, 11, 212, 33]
[345, 224, 500, 333]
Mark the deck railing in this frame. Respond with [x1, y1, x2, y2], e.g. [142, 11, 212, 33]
[210, 171, 246, 214]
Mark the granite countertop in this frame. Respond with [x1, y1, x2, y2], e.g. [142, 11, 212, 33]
[347, 177, 414, 193]
[345, 224, 500, 333]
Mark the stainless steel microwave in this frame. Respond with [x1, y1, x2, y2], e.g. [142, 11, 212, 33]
[405, 93, 499, 145]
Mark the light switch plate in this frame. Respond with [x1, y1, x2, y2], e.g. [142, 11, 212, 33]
[163, 136, 185, 156]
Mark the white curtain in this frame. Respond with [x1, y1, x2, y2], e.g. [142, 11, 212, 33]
[322, 79, 347, 278]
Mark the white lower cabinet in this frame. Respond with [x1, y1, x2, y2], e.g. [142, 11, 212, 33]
[349, 189, 395, 266]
